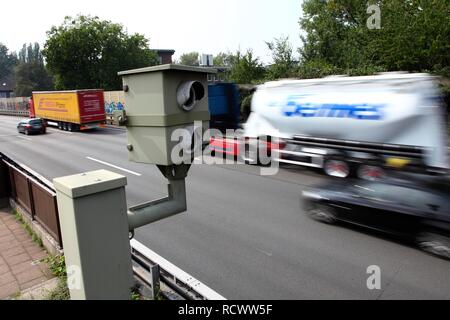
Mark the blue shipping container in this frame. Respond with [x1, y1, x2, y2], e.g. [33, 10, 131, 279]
[208, 83, 240, 131]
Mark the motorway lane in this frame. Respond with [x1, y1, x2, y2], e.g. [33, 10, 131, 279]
[1, 115, 450, 299]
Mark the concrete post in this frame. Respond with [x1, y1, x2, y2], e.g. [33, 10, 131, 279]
[0, 160, 10, 208]
[53, 170, 133, 300]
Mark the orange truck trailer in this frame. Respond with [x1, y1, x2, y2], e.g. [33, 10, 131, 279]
[30, 90, 106, 131]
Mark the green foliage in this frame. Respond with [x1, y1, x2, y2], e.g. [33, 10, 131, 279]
[46, 278, 70, 300]
[44, 255, 67, 278]
[14, 43, 53, 96]
[131, 286, 142, 300]
[265, 36, 297, 80]
[43, 255, 69, 300]
[179, 52, 199, 66]
[297, 59, 343, 79]
[229, 49, 266, 84]
[212, 52, 236, 81]
[43, 15, 158, 90]
[371, 0, 450, 72]
[18, 43, 43, 64]
[13, 210, 43, 248]
[299, 0, 371, 72]
[0, 43, 17, 81]
[240, 93, 253, 121]
[298, 0, 450, 77]
[297, 59, 387, 79]
[213, 52, 236, 67]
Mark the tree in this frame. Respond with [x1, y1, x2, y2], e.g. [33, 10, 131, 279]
[265, 36, 297, 80]
[299, 0, 379, 77]
[179, 52, 199, 66]
[370, 0, 450, 74]
[211, 52, 237, 81]
[14, 43, 53, 96]
[0, 43, 18, 82]
[213, 52, 236, 67]
[229, 49, 265, 84]
[298, 0, 450, 77]
[43, 15, 158, 90]
[18, 43, 44, 64]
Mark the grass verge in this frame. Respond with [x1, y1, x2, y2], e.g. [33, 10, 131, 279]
[13, 209, 43, 248]
[43, 255, 69, 300]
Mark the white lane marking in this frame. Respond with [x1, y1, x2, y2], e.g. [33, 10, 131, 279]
[256, 248, 273, 257]
[86, 156, 142, 176]
[16, 135, 32, 141]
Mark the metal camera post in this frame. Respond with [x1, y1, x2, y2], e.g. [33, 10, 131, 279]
[127, 164, 190, 232]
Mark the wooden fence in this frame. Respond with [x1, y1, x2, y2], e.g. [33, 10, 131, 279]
[0, 153, 62, 247]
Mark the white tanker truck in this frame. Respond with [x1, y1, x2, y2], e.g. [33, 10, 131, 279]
[241, 72, 448, 179]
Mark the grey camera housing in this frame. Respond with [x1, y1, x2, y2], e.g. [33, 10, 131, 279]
[118, 64, 216, 166]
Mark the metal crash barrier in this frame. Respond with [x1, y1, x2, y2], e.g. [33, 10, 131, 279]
[131, 239, 226, 300]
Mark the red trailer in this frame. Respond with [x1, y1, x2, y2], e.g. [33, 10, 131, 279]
[30, 90, 106, 131]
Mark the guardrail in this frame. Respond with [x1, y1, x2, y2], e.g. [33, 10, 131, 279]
[131, 239, 226, 300]
[0, 109, 30, 117]
[0, 109, 123, 126]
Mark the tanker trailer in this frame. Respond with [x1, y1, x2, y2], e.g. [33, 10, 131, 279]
[243, 73, 448, 179]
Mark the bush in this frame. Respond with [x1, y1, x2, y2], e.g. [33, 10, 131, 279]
[240, 94, 253, 122]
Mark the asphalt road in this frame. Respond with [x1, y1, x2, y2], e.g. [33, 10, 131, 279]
[1, 115, 449, 300]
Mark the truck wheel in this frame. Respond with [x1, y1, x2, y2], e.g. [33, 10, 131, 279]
[63, 123, 68, 131]
[58, 122, 63, 130]
[323, 159, 350, 178]
[68, 123, 74, 132]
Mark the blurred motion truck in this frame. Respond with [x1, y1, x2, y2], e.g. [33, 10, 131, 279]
[30, 90, 106, 131]
[213, 73, 449, 179]
[208, 82, 241, 132]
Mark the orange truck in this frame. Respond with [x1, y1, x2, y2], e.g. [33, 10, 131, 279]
[30, 90, 106, 131]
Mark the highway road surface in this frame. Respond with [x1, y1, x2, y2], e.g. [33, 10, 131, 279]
[1, 115, 449, 299]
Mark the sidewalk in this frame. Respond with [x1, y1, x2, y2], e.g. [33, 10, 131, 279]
[0, 207, 53, 299]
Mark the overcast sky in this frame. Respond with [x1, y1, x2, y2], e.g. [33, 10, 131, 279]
[1, 0, 303, 64]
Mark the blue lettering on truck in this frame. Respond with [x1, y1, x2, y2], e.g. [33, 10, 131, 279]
[272, 96, 386, 120]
